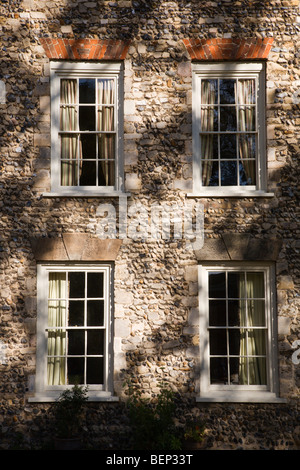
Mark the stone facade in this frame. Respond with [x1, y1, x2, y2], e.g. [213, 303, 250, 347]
[0, 0, 299, 450]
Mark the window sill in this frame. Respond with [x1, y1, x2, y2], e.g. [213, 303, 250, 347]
[28, 393, 119, 403]
[42, 191, 130, 198]
[187, 190, 275, 198]
[197, 393, 286, 403]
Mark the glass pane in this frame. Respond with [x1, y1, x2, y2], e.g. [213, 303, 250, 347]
[87, 357, 103, 384]
[69, 301, 84, 326]
[220, 79, 236, 104]
[98, 107, 115, 132]
[68, 357, 84, 385]
[79, 160, 96, 186]
[221, 161, 237, 186]
[49, 272, 66, 298]
[229, 329, 240, 355]
[247, 300, 265, 326]
[68, 329, 85, 355]
[47, 356, 66, 386]
[220, 106, 237, 132]
[87, 300, 104, 326]
[48, 300, 66, 327]
[238, 79, 255, 104]
[249, 357, 267, 385]
[98, 160, 115, 186]
[69, 272, 85, 298]
[98, 78, 115, 105]
[247, 272, 265, 298]
[209, 272, 226, 298]
[228, 300, 243, 327]
[87, 272, 104, 298]
[205, 160, 219, 186]
[209, 329, 227, 355]
[60, 106, 77, 131]
[79, 78, 95, 104]
[87, 330, 104, 355]
[61, 79, 77, 104]
[228, 272, 245, 298]
[80, 134, 96, 160]
[98, 134, 115, 160]
[220, 134, 236, 159]
[209, 300, 226, 326]
[229, 357, 240, 384]
[201, 79, 218, 104]
[79, 106, 95, 131]
[239, 160, 256, 186]
[200, 106, 218, 132]
[239, 106, 255, 131]
[239, 134, 256, 160]
[248, 329, 266, 355]
[61, 161, 78, 186]
[210, 357, 227, 384]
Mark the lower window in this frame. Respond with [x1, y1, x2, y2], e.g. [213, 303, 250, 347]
[198, 264, 281, 402]
[34, 264, 114, 401]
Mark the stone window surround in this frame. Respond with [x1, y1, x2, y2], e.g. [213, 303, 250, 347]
[29, 234, 122, 403]
[194, 233, 285, 403]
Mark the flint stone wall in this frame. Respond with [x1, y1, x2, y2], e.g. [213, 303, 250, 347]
[0, 0, 299, 450]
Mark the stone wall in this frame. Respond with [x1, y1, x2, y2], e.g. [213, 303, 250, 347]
[0, 0, 299, 450]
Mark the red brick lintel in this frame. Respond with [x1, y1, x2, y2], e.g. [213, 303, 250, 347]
[40, 38, 131, 61]
[183, 38, 274, 61]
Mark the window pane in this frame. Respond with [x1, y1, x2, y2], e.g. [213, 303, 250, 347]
[69, 272, 85, 298]
[249, 357, 267, 385]
[79, 78, 95, 104]
[229, 329, 241, 355]
[87, 357, 103, 384]
[69, 301, 84, 326]
[209, 272, 226, 298]
[248, 300, 265, 326]
[209, 300, 226, 326]
[219, 79, 236, 104]
[80, 134, 96, 160]
[87, 300, 104, 326]
[238, 79, 255, 105]
[210, 357, 227, 384]
[201, 79, 218, 104]
[68, 357, 84, 385]
[221, 160, 237, 186]
[87, 272, 104, 297]
[220, 134, 236, 159]
[98, 78, 115, 105]
[80, 161, 97, 186]
[87, 330, 104, 355]
[247, 272, 265, 298]
[228, 300, 243, 327]
[228, 272, 245, 298]
[79, 105, 95, 131]
[210, 329, 227, 355]
[220, 106, 237, 132]
[201, 106, 218, 132]
[98, 107, 115, 132]
[98, 159, 115, 186]
[68, 329, 85, 355]
[240, 159, 256, 186]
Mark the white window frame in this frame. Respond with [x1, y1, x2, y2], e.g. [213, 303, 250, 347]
[49, 61, 124, 197]
[197, 263, 283, 403]
[30, 263, 117, 402]
[190, 62, 273, 197]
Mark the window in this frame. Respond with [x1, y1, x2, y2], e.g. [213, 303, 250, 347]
[192, 63, 270, 196]
[34, 264, 115, 401]
[50, 62, 124, 195]
[198, 264, 281, 402]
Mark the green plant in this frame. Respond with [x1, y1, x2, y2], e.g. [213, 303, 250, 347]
[52, 385, 88, 438]
[184, 419, 206, 443]
[126, 383, 182, 450]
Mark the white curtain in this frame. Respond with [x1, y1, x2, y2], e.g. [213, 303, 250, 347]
[47, 273, 66, 386]
[238, 79, 256, 185]
[98, 78, 115, 186]
[201, 79, 216, 186]
[239, 272, 266, 385]
[60, 79, 82, 186]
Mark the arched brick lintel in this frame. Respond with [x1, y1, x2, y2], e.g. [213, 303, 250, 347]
[183, 37, 274, 61]
[40, 38, 131, 60]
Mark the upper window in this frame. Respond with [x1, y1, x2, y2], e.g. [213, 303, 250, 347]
[50, 62, 124, 195]
[198, 264, 281, 402]
[192, 63, 269, 196]
[33, 264, 114, 401]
